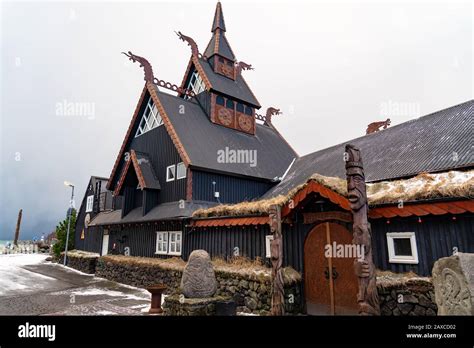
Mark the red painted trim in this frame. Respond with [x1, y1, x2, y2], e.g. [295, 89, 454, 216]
[107, 85, 148, 191]
[369, 200, 474, 219]
[193, 216, 268, 227]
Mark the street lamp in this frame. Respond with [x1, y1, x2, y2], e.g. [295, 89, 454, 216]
[63, 181, 75, 266]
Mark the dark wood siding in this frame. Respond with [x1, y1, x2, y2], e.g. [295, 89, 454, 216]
[108, 221, 184, 258]
[130, 125, 186, 204]
[82, 226, 103, 254]
[184, 224, 271, 261]
[192, 170, 274, 203]
[371, 213, 474, 276]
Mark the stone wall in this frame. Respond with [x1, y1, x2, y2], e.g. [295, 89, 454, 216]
[93, 255, 437, 316]
[59, 250, 99, 274]
[377, 276, 437, 316]
[95, 255, 301, 315]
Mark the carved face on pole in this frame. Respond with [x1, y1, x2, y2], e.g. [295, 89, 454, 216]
[345, 145, 367, 212]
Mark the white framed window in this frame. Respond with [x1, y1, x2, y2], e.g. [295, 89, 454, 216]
[135, 96, 163, 137]
[168, 231, 182, 256]
[155, 231, 182, 256]
[176, 162, 187, 180]
[85, 195, 94, 213]
[155, 232, 168, 255]
[186, 71, 206, 97]
[166, 165, 176, 182]
[265, 235, 274, 258]
[386, 232, 419, 264]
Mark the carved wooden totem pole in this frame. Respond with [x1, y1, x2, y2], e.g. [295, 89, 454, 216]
[269, 204, 285, 316]
[345, 144, 380, 315]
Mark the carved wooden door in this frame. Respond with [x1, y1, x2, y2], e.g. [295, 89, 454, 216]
[304, 222, 359, 315]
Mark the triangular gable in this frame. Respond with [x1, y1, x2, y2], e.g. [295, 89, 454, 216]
[113, 149, 161, 195]
[107, 83, 191, 192]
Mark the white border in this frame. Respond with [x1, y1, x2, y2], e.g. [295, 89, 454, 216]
[386, 232, 419, 264]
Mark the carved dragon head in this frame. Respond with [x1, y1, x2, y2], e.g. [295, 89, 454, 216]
[122, 51, 155, 82]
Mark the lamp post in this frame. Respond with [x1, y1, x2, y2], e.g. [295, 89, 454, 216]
[63, 181, 75, 266]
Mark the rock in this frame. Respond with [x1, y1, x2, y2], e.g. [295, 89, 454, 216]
[180, 250, 217, 298]
[418, 295, 432, 308]
[413, 305, 426, 316]
[239, 280, 249, 289]
[399, 303, 414, 315]
[381, 306, 393, 316]
[244, 297, 258, 311]
[401, 294, 419, 304]
[393, 307, 401, 316]
[426, 308, 436, 316]
[45, 256, 53, 262]
[233, 293, 245, 306]
[432, 253, 473, 315]
[386, 300, 397, 310]
[249, 291, 258, 300]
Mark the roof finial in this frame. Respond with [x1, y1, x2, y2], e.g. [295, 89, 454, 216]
[122, 51, 155, 82]
[212, 1, 226, 32]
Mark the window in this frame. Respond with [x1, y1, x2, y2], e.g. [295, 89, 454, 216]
[166, 165, 176, 182]
[265, 235, 274, 258]
[386, 232, 419, 264]
[155, 232, 168, 255]
[86, 195, 94, 213]
[216, 95, 225, 106]
[176, 162, 186, 179]
[155, 231, 182, 256]
[169, 231, 182, 255]
[236, 103, 244, 113]
[218, 57, 224, 63]
[226, 60, 234, 67]
[135, 96, 163, 137]
[187, 71, 206, 96]
[245, 106, 253, 116]
[226, 99, 234, 109]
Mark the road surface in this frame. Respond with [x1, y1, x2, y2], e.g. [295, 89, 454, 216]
[0, 254, 151, 315]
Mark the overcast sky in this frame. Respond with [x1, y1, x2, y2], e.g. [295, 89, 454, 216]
[0, 0, 472, 240]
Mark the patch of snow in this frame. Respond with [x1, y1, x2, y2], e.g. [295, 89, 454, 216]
[51, 286, 150, 301]
[0, 254, 55, 296]
[94, 310, 116, 316]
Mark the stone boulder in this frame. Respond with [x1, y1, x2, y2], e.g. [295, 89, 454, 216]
[181, 250, 217, 298]
[432, 253, 474, 315]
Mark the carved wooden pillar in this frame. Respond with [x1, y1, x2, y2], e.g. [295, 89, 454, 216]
[345, 144, 380, 315]
[269, 205, 285, 316]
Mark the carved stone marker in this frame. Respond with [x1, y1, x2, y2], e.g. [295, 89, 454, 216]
[181, 250, 217, 298]
[432, 253, 474, 315]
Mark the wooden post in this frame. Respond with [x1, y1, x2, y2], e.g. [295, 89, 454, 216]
[13, 209, 23, 246]
[325, 222, 335, 315]
[269, 204, 285, 316]
[345, 144, 380, 315]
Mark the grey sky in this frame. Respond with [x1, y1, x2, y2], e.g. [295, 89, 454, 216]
[0, 0, 472, 240]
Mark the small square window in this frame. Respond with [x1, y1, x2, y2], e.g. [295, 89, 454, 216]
[86, 195, 94, 213]
[176, 162, 187, 180]
[386, 232, 418, 264]
[265, 235, 274, 258]
[166, 165, 176, 182]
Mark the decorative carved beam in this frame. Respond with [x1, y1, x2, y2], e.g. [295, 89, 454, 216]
[235, 61, 254, 76]
[366, 118, 391, 134]
[123, 51, 195, 98]
[303, 211, 353, 224]
[345, 144, 380, 316]
[256, 107, 282, 125]
[176, 31, 202, 59]
[269, 204, 285, 316]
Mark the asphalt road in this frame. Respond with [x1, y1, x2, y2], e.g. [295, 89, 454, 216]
[0, 254, 151, 315]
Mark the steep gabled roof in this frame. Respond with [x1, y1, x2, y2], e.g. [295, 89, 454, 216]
[263, 100, 474, 198]
[154, 86, 296, 180]
[204, 2, 235, 61]
[203, 31, 235, 61]
[198, 57, 260, 107]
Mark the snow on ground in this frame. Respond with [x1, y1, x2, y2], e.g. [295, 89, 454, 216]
[50, 286, 150, 301]
[0, 254, 54, 296]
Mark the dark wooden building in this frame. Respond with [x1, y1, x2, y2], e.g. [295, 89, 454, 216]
[78, 2, 474, 315]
